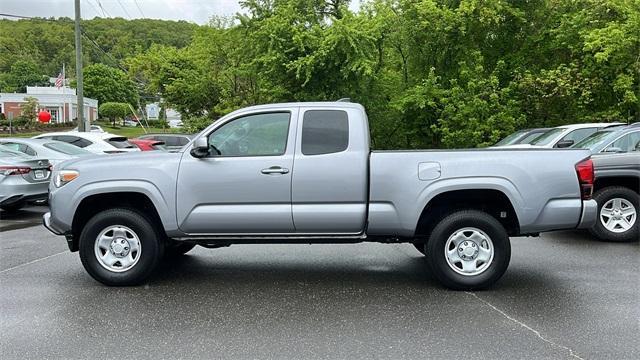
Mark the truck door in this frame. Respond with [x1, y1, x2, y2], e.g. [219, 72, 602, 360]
[176, 109, 298, 234]
[291, 107, 369, 234]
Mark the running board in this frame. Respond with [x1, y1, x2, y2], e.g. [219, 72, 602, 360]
[173, 234, 368, 244]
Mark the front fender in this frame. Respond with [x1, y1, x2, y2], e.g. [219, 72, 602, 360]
[70, 180, 177, 232]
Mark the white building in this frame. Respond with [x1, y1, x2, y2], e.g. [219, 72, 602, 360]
[0, 86, 98, 123]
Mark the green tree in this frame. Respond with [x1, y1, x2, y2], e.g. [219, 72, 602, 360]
[0, 60, 47, 92]
[20, 97, 39, 124]
[82, 64, 138, 106]
[99, 102, 131, 127]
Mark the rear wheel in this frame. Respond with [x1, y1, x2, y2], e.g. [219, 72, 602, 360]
[79, 208, 164, 286]
[426, 210, 510, 290]
[590, 187, 638, 242]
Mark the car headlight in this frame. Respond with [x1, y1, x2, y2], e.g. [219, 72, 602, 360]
[54, 170, 79, 188]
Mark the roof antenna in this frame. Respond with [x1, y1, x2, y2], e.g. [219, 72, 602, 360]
[337, 98, 351, 102]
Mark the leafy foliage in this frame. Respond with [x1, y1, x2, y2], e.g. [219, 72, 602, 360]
[82, 64, 138, 106]
[2, 1, 638, 148]
[99, 102, 131, 126]
[19, 97, 39, 123]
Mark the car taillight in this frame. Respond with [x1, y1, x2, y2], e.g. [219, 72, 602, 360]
[0, 166, 31, 176]
[575, 158, 594, 200]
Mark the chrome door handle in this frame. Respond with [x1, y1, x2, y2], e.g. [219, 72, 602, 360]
[261, 166, 289, 175]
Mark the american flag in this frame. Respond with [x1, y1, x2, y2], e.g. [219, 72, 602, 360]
[54, 72, 64, 88]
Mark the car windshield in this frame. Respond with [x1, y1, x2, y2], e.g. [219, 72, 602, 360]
[44, 142, 93, 155]
[572, 130, 616, 152]
[529, 128, 567, 145]
[495, 130, 528, 146]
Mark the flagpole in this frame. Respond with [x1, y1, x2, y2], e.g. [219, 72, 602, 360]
[62, 63, 66, 123]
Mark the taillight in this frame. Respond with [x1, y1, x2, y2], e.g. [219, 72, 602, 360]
[575, 158, 594, 200]
[0, 166, 31, 176]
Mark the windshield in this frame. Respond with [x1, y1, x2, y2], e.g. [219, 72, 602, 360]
[529, 128, 567, 145]
[495, 130, 528, 146]
[44, 142, 93, 155]
[572, 130, 616, 152]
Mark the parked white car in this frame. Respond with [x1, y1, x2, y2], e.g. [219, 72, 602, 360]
[496, 123, 624, 149]
[33, 132, 140, 154]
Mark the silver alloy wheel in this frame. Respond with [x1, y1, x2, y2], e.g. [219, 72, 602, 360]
[94, 225, 142, 273]
[444, 227, 494, 276]
[600, 198, 637, 233]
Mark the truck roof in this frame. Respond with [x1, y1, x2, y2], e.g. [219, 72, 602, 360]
[237, 101, 365, 113]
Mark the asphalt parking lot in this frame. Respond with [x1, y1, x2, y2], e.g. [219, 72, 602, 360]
[1, 207, 638, 359]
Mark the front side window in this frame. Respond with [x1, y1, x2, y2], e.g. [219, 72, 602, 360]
[208, 112, 290, 156]
[301, 110, 349, 155]
[606, 131, 640, 153]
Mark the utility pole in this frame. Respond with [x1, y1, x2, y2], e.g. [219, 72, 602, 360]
[74, 0, 86, 131]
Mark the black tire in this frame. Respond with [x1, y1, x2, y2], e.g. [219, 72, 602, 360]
[426, 210, 511, 290]
[79, 208, 164, 286]
[413, 243, 426, 255]
[0, 201, 25, 212]
[590, 186, 639, 242]
[165, 242, 196, 257]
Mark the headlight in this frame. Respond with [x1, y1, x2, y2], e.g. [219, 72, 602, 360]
[54, 170, 79, 187]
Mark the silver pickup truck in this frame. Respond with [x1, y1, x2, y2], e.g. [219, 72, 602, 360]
[44, 102, 597, 289]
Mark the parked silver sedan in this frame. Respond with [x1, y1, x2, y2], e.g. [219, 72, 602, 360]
[0, 145, 51, 212]
[0, 138, 93, 167]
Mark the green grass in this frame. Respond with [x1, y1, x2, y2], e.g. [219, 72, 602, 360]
[0, 124, 183, 139]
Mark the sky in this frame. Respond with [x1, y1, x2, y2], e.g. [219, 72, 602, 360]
[1, 1, 362, 25]
[1, 0, 247, 24]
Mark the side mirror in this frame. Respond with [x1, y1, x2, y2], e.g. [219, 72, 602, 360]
[190, 137, 209, 158]
[556, 139, 574, 148]
[604, 147, 623, 153]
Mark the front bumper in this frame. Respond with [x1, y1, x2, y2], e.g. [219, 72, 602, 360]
[576, 199, 598, 229]
[43, 212, 77, 251]
[43, 212, 64, 235]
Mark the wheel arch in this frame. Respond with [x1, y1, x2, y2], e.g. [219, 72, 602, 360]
[594, 175, 639, 194]
[70, 189, 169, 251]
[414, 188, 521, 242]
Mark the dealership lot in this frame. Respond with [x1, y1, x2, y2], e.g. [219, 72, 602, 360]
[1, 208, 638, 359]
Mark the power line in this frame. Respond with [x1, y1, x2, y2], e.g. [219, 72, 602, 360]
[134, 0, 146, 18]
[116, 0, 132, 19]
[83, 0, 101, 18]
[95, 0, 111, 17]
[0, 13, 33, 19]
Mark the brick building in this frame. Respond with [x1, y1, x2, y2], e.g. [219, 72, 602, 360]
[0, 86, 98, 123]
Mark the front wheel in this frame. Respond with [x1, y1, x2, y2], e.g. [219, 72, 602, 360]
[426, 210, 511, 290]
[590, 186, 638, 242]
[79, 208, 164, 286]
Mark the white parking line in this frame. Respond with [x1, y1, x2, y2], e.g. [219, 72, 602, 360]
[466, 291, 585, 360]
[0, 251, 67, 274]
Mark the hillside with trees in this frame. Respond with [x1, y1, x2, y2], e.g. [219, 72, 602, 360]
[1, 0, 638, 149]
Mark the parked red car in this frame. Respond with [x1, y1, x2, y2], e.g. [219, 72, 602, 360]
[129, 139, 166, 151]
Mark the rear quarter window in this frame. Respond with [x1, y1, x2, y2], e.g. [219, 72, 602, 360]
[301, 110, 349, 155]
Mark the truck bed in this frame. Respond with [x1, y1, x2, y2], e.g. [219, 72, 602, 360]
[367, 148, 593, 237]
